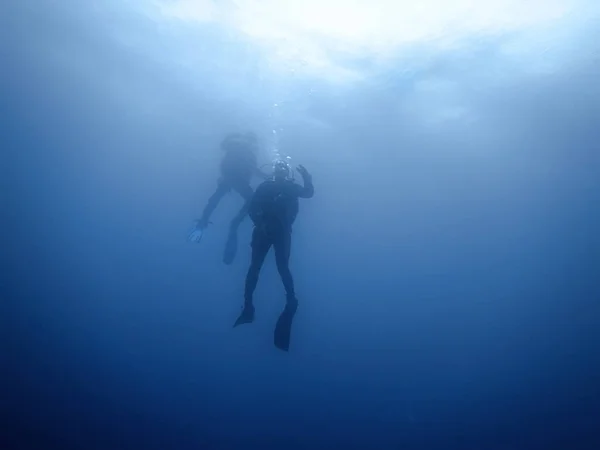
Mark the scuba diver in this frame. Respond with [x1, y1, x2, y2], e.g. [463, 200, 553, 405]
[233, 160, 314, 351]
[189, 132, 268, 248]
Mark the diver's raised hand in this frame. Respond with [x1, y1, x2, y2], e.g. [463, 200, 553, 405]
[296, 165, 311, 180]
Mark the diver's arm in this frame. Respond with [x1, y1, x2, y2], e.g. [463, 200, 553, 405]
[295, 165, 314, 198]
[296, 179, 314, 198]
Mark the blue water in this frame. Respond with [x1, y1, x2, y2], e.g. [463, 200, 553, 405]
[3, 1, 600, 449]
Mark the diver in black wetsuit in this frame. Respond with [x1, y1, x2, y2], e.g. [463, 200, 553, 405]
[195, 132, 268, 231]
[233, 160, 314, 351]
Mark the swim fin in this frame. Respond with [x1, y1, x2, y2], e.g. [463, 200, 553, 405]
[233, 304, 255, 327]
[274, 299, 298, 352]
[223, 230, 238, 265]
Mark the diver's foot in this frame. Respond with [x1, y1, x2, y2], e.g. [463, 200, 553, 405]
[233, 304, 255, 327]
[274, 297, 298, 351]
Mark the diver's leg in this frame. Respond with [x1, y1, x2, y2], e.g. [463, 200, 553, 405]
[273, 230, 298, 351]
[224, 184, 254, 264]
[234, 182, 254, 202]
[227, 182, 253, 233]
[234, 228, 271, 327]
[198, 180, 229, 228]
[244, 228, 271, 305]
[274, 230, 295, 300]
[228, 198, 250, 232]
[223, 200, 249, 265]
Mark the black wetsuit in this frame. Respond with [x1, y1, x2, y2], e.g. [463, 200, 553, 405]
[244, 177, 314, 305]
[199, 147, 258, 226]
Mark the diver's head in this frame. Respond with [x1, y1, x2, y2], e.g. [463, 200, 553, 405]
[273, 159, 291, 181]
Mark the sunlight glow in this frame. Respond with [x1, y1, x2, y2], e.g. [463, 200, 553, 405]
[156, 0, 577, 77]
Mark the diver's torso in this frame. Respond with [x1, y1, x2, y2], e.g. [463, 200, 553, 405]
[258, 180, 299, 228]
[220, 147, 256, 181]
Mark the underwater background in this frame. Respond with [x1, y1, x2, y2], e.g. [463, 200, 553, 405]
[3, 0, 600, 448]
